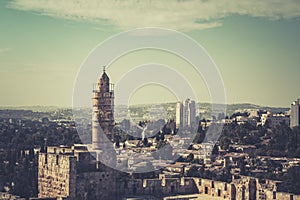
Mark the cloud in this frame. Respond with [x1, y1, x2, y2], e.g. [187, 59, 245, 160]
[0, 48, 11, 54]
[7, 0, 300, 31]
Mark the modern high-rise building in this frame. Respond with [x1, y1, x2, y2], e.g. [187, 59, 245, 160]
[175, 101, 183, 128]
[92, 67, 115, 149]
[290, 98, 300, 128]
[176, 98, 196, 128]
[185, 98, 196, 127]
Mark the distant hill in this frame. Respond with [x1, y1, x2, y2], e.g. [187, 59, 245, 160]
[0, 106, 71, 112]
[0, 103, 289, 121]
[115, 102, 289, 121]
[197, 103, 289, 117]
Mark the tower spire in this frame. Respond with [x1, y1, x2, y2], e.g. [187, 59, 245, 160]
[92, 68, 115, 149]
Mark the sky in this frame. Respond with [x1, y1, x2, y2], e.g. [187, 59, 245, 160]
[0, 0, 300, 107]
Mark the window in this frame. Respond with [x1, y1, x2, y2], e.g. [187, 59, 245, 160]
[171, 185, 175, 193]
[56, 155, 59, 165]
[205, 187, 208, 194]
[218, 189, 221, 197]
[273, 192, 276, 200]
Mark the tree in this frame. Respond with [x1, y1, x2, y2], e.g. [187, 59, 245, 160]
[186, 153, 194, 163]
[115, 139, 120, 148]
[219, 137, 231, 150]
[186, 166, 200, 177]
[143, 137, 148, 146]
[212, 145, 219, 156]
[238, 158, 246, 175]
[281, 165, 300, 195]
[29, 148, 34, 160]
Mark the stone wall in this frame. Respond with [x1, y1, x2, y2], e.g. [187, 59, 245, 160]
[265, 191, 300, 200]
[38, 147, 300, 200]
[118, 177, 198, 198]
[38, 153, 76, 199]
[75, 171, 116, 200]
[38, 150, 118, 200]
[233, 176, 257, 200]
[193, 178, 234, 199]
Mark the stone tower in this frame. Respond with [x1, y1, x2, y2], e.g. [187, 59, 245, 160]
[92, 67, 115, 150]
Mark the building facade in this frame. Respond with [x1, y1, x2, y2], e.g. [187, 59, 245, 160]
[175, 102, 183, 128]
[290, 99, 300, 128]
[175, 98, 196, 128]
[261, 113, 290, 128]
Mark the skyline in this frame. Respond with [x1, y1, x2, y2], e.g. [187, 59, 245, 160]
[1, 0, 300, 107]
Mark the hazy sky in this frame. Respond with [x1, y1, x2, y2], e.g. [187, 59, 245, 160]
[0, 0, 300, 107]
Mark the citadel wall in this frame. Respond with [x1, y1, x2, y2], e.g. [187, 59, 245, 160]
[38, 147, 300, 200]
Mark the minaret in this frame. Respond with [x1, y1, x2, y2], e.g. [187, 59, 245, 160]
[92, 66, 115, 150]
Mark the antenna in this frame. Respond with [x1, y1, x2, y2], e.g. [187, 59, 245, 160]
[103, 65, 106, 72]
